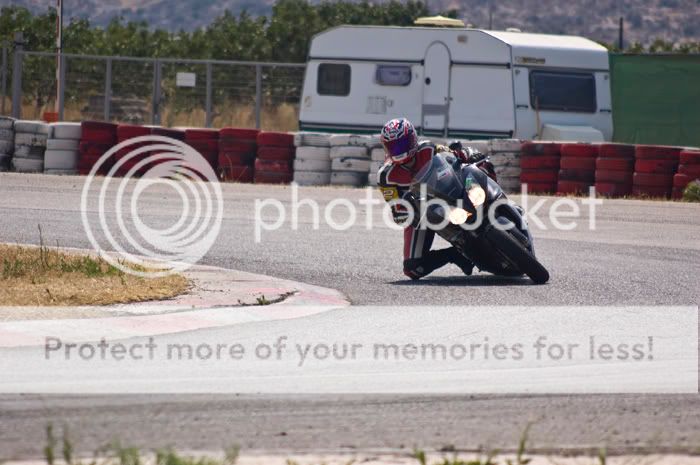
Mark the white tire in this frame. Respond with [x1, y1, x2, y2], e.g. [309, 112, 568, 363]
[489, 152, 521, 167]
[295, 146, 330, 161]
[0, 140, 13, 153]
[364, 134, 382, 148]
[15, 132, 48, 147]
[13, 145, 45, 159]
[12, 157, 44, 172]
[463, 140, 490, 153]
[330, 145, 368, 160]
[14, 120, 50, 135]
[50, 122, 81, 140]
[332, 157, 371, 172]
[0, 116, 14, 130]
[47, 138, 80, 151]
[370, 161, 383, 173]
[294, 158, 331, 172]
[495, 166, 521, 177]
[329, 134, 372, 147]
[294, 132, 331, 147]
[490, 139, 522, 153]
[368, 173, 378, 186]
[44, 169, 78, 176]
[0, 128, 14, 141]
[330, 171, 368, 186]
[293, 171, 331, 185]
[370, 147, 386, 162]
[44, 149, 79, 170]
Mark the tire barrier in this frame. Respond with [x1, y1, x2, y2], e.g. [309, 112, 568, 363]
[293, 132, 331, 186]
[219, 127, 258, 183]
[594, 143, 636, 197]
[255, 132, 294, 184]
[330, 141, 369, 186]
[13, 120, 48, 173]
[673, 149, 700, 199]
[520, 142, 560, 194]
[0, 116, 14, 172]
[632, 145, 681, 198]
[78, 121, 117, 175]
[114, 124, 152, 176]
[184, 128, 219, 173]
[45, 122, 81, 173]
[557, 143, 599, 195]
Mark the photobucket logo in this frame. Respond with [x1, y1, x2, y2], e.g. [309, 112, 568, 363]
[254, 184, 603, 242]
[80, 135, 223, 277]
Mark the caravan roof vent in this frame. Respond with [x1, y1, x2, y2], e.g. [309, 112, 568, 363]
[414, 16, 465, 28]
[506, 28, 522, 32]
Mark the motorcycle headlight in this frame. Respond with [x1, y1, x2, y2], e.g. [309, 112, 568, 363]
[468, 185, 486, 207]
[448, 207, 470, 225]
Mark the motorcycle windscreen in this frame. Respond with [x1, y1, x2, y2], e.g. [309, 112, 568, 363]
[412, 153, 464, 202]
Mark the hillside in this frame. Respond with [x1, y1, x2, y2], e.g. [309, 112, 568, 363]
[3, 0, 699, 45]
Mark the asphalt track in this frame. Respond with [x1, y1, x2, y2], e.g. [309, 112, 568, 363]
[0, 173, 698, 458]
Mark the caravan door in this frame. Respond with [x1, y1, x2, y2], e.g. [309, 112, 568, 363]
[422, 42, 451, 136]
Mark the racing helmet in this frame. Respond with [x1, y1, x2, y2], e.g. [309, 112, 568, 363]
[380, 118, 419, 164]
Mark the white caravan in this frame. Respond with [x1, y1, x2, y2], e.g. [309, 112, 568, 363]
[298, 26, 612, 141]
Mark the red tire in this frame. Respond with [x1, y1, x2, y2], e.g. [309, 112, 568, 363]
[595, 182, 632, 197]
[521, 182, 556, 194]
[220, 128, 260, 140]
[635, 145, 682, 161]
[257, 131, 294, 147]
[81, 121, 117, 144]
[254, 171, 293, 184]
[679, 150, 700, 165]
[560, 157, 596, 171]
[558, 169, 595, 182]
[596, 158, 634, 171]
[117, 124, 151, 141]
[560, 143, 599, 158]
[79, 142, 113, 158]
[599, 143, 635, 159]
[257, 146, 295, 161]
[521, 155, 560, 169]
[520, 169, 558, 183]
[218, 152, 255, 167]
[632, 185, 670, 198]
[219, 139, 256, 153]
[557, 180, 591, 194]
[185, 128, 220, 140]
[255, 158, 292, 173]
[220, 164, 254, 183]
[187, 139, 219, 154]
[673, 173, 692, 188]
[678, 164, 700, 177]
[151, 127, 185, 140]
[634, 158, 678, 174]
[521, 142, 561, 157]
[633, 172, 673, 188]
[595, 170, 633, 184]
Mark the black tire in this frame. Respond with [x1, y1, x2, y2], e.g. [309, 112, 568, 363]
[485, 225, 550, 284]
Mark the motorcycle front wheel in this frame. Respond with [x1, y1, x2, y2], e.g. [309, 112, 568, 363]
[484, 224, 550, 284]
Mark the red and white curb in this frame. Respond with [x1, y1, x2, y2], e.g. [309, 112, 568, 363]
[0, 260, 349, 348]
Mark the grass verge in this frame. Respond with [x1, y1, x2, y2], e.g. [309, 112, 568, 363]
[0, 242, 189, 306]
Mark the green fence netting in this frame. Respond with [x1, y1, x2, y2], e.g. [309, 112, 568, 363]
[610, 54, 700, 148]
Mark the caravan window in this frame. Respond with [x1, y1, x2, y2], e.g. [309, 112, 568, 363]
[376, 65, 412, 86]
[317, 63, 351, 96]
[529, 70, 596, 113]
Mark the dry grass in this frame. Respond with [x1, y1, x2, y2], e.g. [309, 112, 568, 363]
[15, 99, 299, 132]
[0, 244, 189, 306]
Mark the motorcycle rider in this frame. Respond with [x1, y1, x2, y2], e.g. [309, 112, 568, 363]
[377, 117, 481, 280]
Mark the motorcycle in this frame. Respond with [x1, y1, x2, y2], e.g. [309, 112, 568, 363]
[402, 148, 550, 284]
